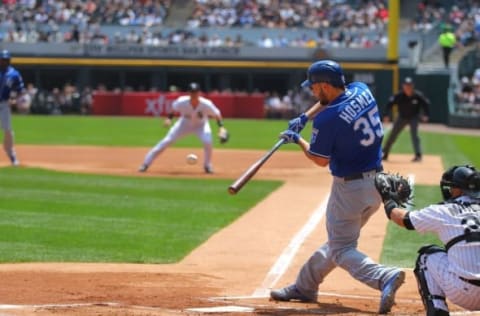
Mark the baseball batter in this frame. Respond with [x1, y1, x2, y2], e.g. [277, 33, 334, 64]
[0, 50, 25, 166]
[382, 165, 480, 315]
[138, 82, 228, 174]
[270, 60, 405, 314]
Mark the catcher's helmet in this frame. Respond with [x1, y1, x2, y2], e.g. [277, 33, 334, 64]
[440, 165, 480, 199]
[301, 60, 345, 89]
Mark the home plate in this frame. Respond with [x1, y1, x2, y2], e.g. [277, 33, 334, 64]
[186, 305, 254, 313]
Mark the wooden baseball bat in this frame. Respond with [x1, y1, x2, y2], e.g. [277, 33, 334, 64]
[228, 138, 286, 195]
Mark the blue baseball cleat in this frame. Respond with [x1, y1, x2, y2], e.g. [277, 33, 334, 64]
[379, 270, 406, 314]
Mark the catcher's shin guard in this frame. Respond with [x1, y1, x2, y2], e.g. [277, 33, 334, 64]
[414, 245, 450, 316]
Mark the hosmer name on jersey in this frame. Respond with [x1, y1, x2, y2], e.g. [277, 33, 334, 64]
[339, 88, 375, 124]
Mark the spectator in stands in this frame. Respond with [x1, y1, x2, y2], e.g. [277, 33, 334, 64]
[4, 0, 477, 50]
[438, 23, 457, 69]
[411, 1, 445, 31]
[50, 87, 63, 115]
[264, 91, 284, 119]
[456, 76, 475, 104]
[264, 91, 294, 119]
[14, 82, 37, 114]
[454, 76, 477, 114]
[188, 0, 389, 31]
[80, 86, 93, 115]
[66, 25, 80, 42]
[456, 18, 475, 46]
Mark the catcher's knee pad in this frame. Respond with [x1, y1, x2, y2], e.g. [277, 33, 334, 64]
[414, 245, 449, 316]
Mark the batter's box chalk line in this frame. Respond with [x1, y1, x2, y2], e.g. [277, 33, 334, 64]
[186, 305, 255, 313]
[207, 293, 480, 315]
[0, 302, 120, 310]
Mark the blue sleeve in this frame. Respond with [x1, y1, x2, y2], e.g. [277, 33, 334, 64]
[12, 71, 24, 93]
[308, 112, 336, 158]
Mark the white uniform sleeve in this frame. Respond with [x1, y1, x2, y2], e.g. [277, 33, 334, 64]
[409, 204, 448, 233]
[172, 98, 181, 112]
[200, 97, 221, 117]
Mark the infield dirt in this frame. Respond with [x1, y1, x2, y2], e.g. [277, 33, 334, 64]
[0, 143, 465, 315]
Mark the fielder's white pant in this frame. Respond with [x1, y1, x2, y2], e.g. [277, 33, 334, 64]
[0, 101, 16, 162]
[424, 252, 480, 311]
[143, 118, 213, 168]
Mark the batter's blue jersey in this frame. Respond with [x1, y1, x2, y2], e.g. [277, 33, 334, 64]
[309, 82, 384, 177]
[0, 66, 24, 102]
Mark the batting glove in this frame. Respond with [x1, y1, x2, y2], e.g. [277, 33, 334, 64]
[288, 113, 308, 133]
[280, 130, 300, 144]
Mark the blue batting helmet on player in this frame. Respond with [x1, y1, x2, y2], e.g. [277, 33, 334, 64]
[0, 50, 11, 60]
[301, 60, 346, 89]
[0, 49, 11, 71]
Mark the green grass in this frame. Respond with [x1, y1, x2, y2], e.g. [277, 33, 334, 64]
[6, 115, 480, 266]
[12, 115, 305, 149]
[382, 128, 480, 166]
[12, 115, 480, 165]
[380, 185, 442, 268]
[379, 128, 480, 266]
[0, 167, 281, 263]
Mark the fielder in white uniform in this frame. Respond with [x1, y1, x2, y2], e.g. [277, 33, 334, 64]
[384, 165, 480, 316]
[138, 82, 227, 174]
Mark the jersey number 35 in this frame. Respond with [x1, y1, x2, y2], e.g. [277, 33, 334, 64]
[354, 108, 384, 147]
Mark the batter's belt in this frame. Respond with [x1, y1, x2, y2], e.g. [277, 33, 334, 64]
[343, 166, 384, 182]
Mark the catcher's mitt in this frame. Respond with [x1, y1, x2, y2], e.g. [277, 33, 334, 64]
[218, 127, 229, 144]
[374, 172, 412, 207]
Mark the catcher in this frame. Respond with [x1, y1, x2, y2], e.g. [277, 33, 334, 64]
[138, 82, 228, 174]
[375, 166, 480, 315]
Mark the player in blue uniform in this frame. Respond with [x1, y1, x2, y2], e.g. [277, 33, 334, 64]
[270, 60, 405, 314]
[0, 50, 25, 166]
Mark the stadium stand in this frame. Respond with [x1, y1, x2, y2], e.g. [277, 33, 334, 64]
[0, 0, 396, 48]
[1, 0, 479, 126]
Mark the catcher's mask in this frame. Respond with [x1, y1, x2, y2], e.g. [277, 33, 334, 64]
[440, 165, 480, 199]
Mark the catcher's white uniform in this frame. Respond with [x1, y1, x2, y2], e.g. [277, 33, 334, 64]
[409, 195, 480, 312]
[141, 95, 221, 171]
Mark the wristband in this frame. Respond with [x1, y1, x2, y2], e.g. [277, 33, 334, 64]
[384, 200, 398, 219]
[300, 112, 308, 122]
[217, 119, 224, 127]
[168, 113, 174, 120]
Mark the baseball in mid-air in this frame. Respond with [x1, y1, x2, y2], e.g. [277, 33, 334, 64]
[186, 153, 198, 165]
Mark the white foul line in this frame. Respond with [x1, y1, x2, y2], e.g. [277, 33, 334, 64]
[252, 196, 329, 297]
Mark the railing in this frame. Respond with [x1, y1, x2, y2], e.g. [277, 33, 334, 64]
[0, 24, 421, 59]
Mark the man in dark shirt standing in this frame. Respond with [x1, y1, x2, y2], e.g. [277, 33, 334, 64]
[382, 77, 430, 162]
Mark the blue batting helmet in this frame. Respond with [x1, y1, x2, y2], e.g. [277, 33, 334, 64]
[301, 60, 345, 88]
[0, 49, 11, 59]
